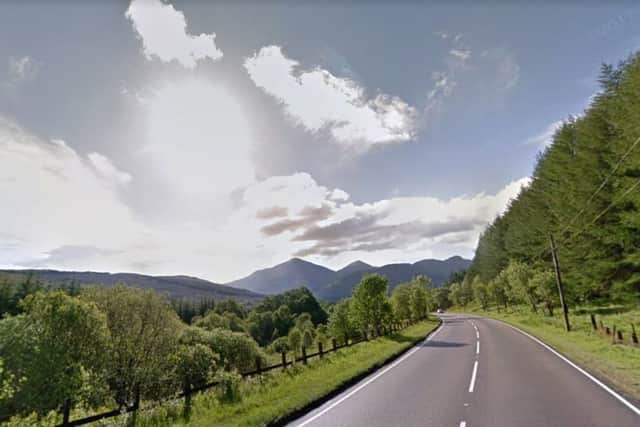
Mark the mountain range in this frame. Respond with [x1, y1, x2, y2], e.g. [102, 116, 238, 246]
[0, 270, 264, 304]
[2, 256, 470, 303]
[225, 256, 471, 301]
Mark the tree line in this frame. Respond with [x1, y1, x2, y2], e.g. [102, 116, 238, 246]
[0, 271, 443, 423]
[467, 52, 640, 305]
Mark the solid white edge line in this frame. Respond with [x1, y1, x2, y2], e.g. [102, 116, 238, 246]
[476, 340, 480, 355]
[468, 360, 478, 392]
[495, 319, 640, 417]
[294, 321, 446, 427]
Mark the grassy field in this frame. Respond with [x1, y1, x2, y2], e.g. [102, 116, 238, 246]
[134, 319, 440, 427]
[463, 305, 640, 401]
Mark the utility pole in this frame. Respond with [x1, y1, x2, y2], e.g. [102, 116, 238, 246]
[550, 234, 571, 332]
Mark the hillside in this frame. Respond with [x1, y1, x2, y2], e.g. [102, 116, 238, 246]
[225, 257, 335, 295]
[0, 269, 264, 303]
[226, 256, 471, 301]
[320, 256, 471, 301]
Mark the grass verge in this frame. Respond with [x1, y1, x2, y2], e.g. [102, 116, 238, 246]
[137, 319, 440, 427]
[464, 305, 640, 402]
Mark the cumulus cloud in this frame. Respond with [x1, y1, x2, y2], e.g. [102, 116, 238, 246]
[1, 116, 528, 282]
[244, 45, 417, 149]
[126, 0, 223, 69]
[88, 152, 133, 186]
[249, 172, 530, 265]
[0, 116, 141, 268]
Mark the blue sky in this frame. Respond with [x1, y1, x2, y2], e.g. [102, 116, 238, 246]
[1, 1, 639, 282]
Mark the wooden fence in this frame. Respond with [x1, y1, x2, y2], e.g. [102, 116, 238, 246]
[588, 313, 639, 347]
[56, 319, 420, 426]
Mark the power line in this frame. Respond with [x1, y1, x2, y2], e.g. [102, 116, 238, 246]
[523, 133, 640, 262]
[556, 134, 640, 238]
[560, 176, 640, 246]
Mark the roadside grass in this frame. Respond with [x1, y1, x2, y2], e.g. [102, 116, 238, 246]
[462, 304, 640, 401]
[135, 319, 440, 427]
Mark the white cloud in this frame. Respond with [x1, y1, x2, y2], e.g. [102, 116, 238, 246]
[0, 116, 142, 267]
[244, 45, 417, 149]
[88, 152, 133, 186]
[425, 34, 469, 116]
[526, 120, 563, 147]
[143, 78, 256, 201]
[1, 116, 528, 282]
[249, 173, 530, 271]
[126, 0, 223, 69]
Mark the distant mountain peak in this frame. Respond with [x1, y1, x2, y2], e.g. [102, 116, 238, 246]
[336, 260, 374, 276]
[344, 260, 372, 268]
[227, 256, 471, 301]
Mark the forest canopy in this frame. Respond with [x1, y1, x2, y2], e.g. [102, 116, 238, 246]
[467, 53, 640, 304]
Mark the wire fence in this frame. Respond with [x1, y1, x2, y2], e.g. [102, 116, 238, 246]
[56, 319, 422, 426]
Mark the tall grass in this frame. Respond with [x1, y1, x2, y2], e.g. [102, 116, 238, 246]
[132, 319, 439, 427]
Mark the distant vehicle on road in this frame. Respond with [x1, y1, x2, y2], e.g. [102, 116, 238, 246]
[436, 308, 444, 314]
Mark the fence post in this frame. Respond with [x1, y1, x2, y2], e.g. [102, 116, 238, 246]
[130, 384, 140, 425]
[302, 346, 307, 365]
[332, 338, 337, 351]
[611, 325, 617, 344]
[318, 341, 324, 358]
[631, 324, 638, 344]
[590, 314, 597, 331]
[62, 399, 71, 426]
[133, 384, 141, 410]
[183, 377, 192, 420]
[255, 356, 262, 374]
[281, 351, 287, 368]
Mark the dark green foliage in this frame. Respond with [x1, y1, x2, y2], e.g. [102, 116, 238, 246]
[252, 287, 327, 324]
[82, 286, 182, 406]
[246, 287, 327, 345]
[0, 291, 110, 417]
[172, 297, 216, 324]
[206, 328, 265, 372]
[214, 299, 248, 319]
[469, 53, 640, 304]
[0, 274, 45, 316]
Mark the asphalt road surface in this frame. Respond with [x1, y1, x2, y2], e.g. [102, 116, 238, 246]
[288, 314, 640, 427]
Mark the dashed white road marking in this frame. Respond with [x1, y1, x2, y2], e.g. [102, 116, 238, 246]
[476, 340, 480, 355]
[468, 360, 479, 392]
[459, 421, 467, 427]
[293, 321, 446, 426]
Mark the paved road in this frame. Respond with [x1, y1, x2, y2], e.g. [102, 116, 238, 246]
[288, 314, 640, 427]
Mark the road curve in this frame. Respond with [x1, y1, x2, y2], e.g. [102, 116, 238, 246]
[288, 314, 640, 427]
